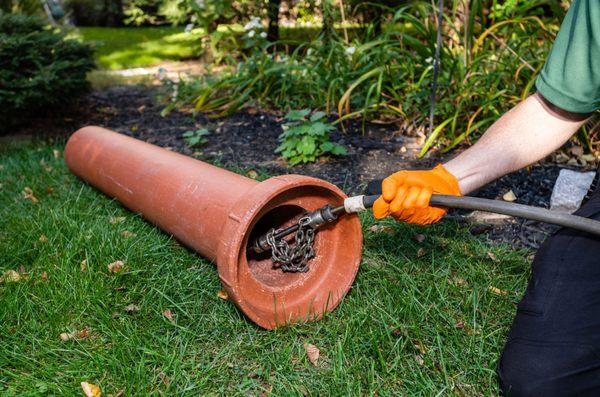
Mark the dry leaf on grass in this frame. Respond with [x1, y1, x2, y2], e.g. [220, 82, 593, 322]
[1, 270, 21, 283]
[109, 216, 126, 225]
[22, 187, 39, 203]
[120, 231, 136, 238]
[489, 286, 509, 296]
[502, 190, 517, 202]
[162, 309, 174, 322]
[487, 252, 499, 263]
[107, 260, 124, 273]
[39, 234, 48, 243]
[369, 224, 394, 234]
[158, 372, 171, 386]
[80, 259, 88, 272]
[247, 170, 259, 179]
[414, 354, 424, 366]
[124, 304, 140, 313]
[217, 290, 228, 300]
[417, 248, 426, 257]
[413, 234, 426, 243]
[60, 328, 89, 342]
[304, 343, 320, 366]
[41, 271, 48, 281]
[448, 276, 468, 287]
[52, 149, 61, 159]
[81, 381, 101, 397]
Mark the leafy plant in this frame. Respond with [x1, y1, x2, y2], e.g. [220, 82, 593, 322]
[276, 109, 346, 165]
[182, 128, 210, 146]
[170, 1, 561, 155]
[0, 14, 94, 131]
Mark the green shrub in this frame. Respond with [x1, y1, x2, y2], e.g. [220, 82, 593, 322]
[277, 109, 346, 165]
[0, 14, 95, 130]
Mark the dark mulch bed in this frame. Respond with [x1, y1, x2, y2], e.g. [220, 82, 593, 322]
[12, 84, 586, 248]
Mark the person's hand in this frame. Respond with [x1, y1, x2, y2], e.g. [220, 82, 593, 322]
[372, 164, 461, 224]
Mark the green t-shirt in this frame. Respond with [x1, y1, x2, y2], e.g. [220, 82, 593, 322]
[536, 0, 600, 113]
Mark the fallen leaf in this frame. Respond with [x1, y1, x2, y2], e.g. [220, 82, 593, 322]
[217, 290, 228, 300]
[80, 259, 88, 272]
[60, 328, 89, 342]
[22, 187, 39, 203]
[370, 224, 394, 234]
[53, 149, 61, 159]
[487, 252, 499, 263]
[45, 186, 54, 194]
[107, 260, 124, 273]
[448, 276, 468, 287]
[39, 234, 48, 242]
[162, 309, 173, 322]
[413, 234, 426, 243]
[455, 321, 465, 329]
[41, 271, 48, 281]
[1, 270, 21, 283]
[502, 190, 516, 202]
[247, 170, 259, 179]
[417, 248, 426, 257]
[120, 231, 136, 238]
[81, 381, 101, 397]
[489, 286, 508, 296]
[304, 343, 320, 366]
[413, 340, 427, 355]
[158, 372, 170, 386]
[124, 304, 140, 313]
[414, 354, 424, 366]
[109, 216, 126, 225]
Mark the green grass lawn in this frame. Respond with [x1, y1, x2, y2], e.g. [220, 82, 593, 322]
[0, 139, 531, 395]
[72, 27, 205, 70]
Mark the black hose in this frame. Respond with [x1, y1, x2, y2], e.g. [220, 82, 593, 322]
[362, 194, 600, 237]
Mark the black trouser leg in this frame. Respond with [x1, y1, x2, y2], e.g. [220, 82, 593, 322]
[498, 191, 600, 396]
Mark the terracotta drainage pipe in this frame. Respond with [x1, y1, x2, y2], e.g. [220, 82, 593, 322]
[65, 126, 363, 329]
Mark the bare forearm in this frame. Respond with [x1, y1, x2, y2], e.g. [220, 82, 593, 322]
[444, 93, 588, 194]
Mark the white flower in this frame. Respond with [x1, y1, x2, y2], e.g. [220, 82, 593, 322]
[425, 56, 433, 64]
[306, 48, 313, 56]
[184, 23, 193, 33]
[260, 31, 267, 39]
[247, 30, 255, 38]
[243, 17, 262, 31]
[195, 0, 205, 8]
[345, 46, 356, 56]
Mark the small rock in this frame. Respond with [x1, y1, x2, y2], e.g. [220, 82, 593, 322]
[550, 169, 595, 213]
[502, 190, 517, 202]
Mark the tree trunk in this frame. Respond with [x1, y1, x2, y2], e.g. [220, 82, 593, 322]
[267, 0, 281, 42]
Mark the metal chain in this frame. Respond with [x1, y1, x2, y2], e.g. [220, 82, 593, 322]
[265, 216, 315, 272]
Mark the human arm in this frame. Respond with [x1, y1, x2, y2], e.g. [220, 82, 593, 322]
[444, 93, 589, 195]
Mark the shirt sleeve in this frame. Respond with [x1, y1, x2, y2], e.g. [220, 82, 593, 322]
[535, 0, 600, 113]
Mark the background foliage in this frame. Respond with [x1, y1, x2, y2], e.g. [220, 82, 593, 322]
[0, 13, 95, 130]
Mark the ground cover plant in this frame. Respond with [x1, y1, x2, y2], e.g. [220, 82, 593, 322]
[0, 14, 94, 130]
[0, 138, 532, 395]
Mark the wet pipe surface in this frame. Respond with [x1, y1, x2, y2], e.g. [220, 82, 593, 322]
[65, 126, 363, 329]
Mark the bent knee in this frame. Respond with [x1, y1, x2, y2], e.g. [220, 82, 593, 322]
[498, 340, 600, 396]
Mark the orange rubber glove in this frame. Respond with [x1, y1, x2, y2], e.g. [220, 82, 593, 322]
[372, 164, 461, 225]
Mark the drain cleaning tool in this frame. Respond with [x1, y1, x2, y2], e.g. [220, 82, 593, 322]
[253, 194, 600, 270]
